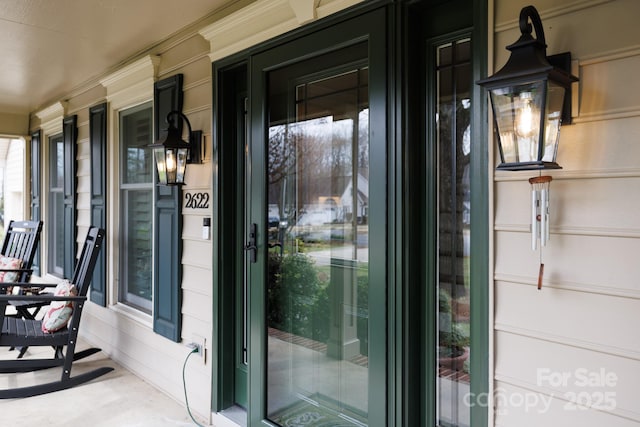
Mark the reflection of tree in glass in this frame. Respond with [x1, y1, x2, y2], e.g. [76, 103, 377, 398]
[268, 112, 369, 225]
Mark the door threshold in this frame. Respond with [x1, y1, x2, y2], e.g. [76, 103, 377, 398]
[213, 405, 246, 427]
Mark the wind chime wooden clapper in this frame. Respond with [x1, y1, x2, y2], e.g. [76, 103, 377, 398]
[529, 175, 552, 290]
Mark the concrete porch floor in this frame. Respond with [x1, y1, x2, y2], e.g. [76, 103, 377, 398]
[0, 339, 206, 427]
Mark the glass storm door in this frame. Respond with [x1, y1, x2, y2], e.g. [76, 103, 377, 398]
[246, 17, 387, 422]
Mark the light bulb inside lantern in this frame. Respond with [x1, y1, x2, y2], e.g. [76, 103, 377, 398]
[516, 92, 536, 138]
[166, 149, 177, 173]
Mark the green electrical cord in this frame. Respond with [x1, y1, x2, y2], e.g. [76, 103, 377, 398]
[182, 347, 206, 427]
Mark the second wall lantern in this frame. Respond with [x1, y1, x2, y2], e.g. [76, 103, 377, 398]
[478, 5, 578, 171]
[149, 111, 203, 186]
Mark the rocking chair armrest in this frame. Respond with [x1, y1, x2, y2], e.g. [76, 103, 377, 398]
[0, 294, 87, 302]
[0, 268, 33, 273]
[0, 281, 57, 289]
[1, 282, 52, 295]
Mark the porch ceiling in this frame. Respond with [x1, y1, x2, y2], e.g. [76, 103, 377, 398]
[0, 0, 240, 115]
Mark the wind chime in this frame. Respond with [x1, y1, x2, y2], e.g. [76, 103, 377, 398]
[529, 175, 551, 289]
[477, 5, 579, 290]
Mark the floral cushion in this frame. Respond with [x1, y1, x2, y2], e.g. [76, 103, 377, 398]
[0, 255, 23, 294]
[41, 280, 78, 333]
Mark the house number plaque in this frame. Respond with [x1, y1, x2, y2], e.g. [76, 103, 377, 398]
[184, 192, 210, 210]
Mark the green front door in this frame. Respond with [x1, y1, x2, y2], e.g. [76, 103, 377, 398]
[246, 9, 387, 426]
[214, 2, 488, 425]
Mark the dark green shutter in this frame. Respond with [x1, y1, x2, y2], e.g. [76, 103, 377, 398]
[62, 115, 77, 278]
[153, 75, 183, 341]
[30, 130, 42, 276]
[89, 103, 107, 306]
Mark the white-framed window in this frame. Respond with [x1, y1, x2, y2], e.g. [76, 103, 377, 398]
[118, 102, 154, 312]
[35, 101, 66, 279]
[101, 55, 160, 315]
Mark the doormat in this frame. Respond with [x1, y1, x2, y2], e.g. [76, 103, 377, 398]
[271, 396, 367, 427]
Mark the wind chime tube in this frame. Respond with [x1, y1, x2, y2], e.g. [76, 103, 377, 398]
[531, 187, 538, 251]
[545, 186, 551, 243]
[528, 175, 553, 251]
[541, 186, 548, 247]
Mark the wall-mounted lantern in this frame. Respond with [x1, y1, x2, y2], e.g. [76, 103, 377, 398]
[149, 111, 203, 186]
[478, 5, 580, 289]
[478, 5, 578, 171]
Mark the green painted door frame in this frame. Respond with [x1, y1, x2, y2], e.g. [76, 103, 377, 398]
[408, 1, 489, 425]
[211, 1, 488, 426]
[212, 60, 249, 411]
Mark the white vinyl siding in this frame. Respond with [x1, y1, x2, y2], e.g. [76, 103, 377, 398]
[492, 1, 640, 426]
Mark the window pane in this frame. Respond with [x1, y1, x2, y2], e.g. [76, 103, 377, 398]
[436, 38, 472, 427]
[48, 134, 64, 276]
[123, 189, 153, 307]
[121, 106, 153, 184]
[54, 191, 64, 270]
[54, 138, 64, 188]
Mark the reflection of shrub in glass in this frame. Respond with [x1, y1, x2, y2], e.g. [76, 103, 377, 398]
[357, 272, 369, 356]
[266, 252, 283, 328]
[438, 288, 470, 362]
[267, 253, 329, 343]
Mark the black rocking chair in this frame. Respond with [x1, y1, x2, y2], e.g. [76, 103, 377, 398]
[1, 220, 43, 357]
[0, 227, 113, 398]
[0, 219, 43, 292]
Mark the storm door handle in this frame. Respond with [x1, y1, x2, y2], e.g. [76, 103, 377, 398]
[243, 223, 257, 263]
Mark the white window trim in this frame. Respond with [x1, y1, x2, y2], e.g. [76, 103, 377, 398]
[34, 101, 66, 281]
[100, 55, 160, 309]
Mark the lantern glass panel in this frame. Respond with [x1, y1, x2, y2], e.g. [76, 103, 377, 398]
[176, 148, 189, 184]
[542, 81, 566, 162]
[165, 148, 178, 184]
[490, 81, 545, 164]
[153, 147, 168, 185]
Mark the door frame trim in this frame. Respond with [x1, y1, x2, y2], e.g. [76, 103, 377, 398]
[211, 1, 489, 425]
[212, 59, 249, 412]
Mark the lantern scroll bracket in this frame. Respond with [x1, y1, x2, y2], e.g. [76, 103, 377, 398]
[519, 5, 546, 46]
